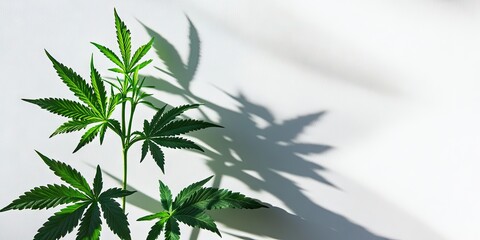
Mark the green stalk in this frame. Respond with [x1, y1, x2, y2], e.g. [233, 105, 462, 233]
[126, 94, 137, 141]
[121, 72, 138, 212]
[122, 147, 128, 211]
[121, 73, 129, 212]
[121, 102, 126, 138]
[122, 105, 136, 213]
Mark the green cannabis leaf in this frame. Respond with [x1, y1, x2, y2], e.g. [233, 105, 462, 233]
[137, 176, 267, 240]
[1, 152, 134, 240]
[92, 9, 153, 75]
[133, 104, 222, 172]
[23, 53, 121, 153]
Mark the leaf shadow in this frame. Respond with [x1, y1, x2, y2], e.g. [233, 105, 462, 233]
[115, 17, 392, 239]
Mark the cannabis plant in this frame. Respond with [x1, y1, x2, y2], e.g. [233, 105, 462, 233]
[2, 152, 134, 240]
[2, 9, 266, 240]
[138, 176, 265, 240]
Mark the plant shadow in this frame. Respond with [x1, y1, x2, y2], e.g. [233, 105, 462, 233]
[109, 18, 391, 240]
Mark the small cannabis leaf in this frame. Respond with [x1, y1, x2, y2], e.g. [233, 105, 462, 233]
[92, 9, 153, 75]
[133, 104, 222, 172]
[137, 176, 267, 240]
[23, 52, 121, 153]
[1, 151, 134, 240]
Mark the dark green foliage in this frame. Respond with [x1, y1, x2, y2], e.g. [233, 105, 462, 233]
[147, 140, 165, 172]
[100, 198, 131, 240]
[134, 104, 222, 172]
[34, 203, 88, 240]
[23, 98, 96, 120]
[173, 176, 213, 209]
[1, 152, 134, 240]
[92, 10, 153, 75]
[23, 53, 120, 152]
[146, 222, 164, 240]
[93, 166, 103, 197]
[138, 176, 267, 240]
[50, 119, 98, 137]
[164, 219, 181, 240]
[98, 188, 133, 200]
[159, 181, 172, 211]
[76, 204, 102, 240]
[37, 151, 93, 197]
[114, 9, 132, 71]
[91, 42, 124, 72]
[130, 39, 154, 71]
[174, 207, 218, 234]
[0, 184, 87, 211]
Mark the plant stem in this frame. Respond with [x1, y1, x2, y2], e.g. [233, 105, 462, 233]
[120, 73, 139, 212]
[121, 102, 126, 138]
[122, 73, 130, 212]
[122, 147, 128, 212]
[126, 104, 136, 141]
[122, 106, 136, 213]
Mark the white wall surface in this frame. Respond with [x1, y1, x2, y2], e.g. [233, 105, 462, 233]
[1, 0, 479, 239]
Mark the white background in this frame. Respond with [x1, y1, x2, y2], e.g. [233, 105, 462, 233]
[1, 1, 479, 239]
